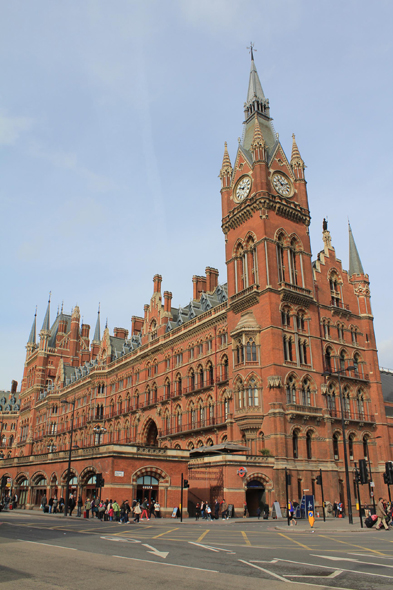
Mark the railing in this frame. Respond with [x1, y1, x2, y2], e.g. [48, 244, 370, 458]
[330, 299, 350, 310]
[279, 282, 312, 296]
[328, 409, 375, 422]
[230, 283, 260, 303]
[323, 365, 369, 381]
[160, 417, 224, 437]
[286, 404, 323, 415]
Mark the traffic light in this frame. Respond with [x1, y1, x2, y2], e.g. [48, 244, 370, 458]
[1, 475, 7, 488]
[385, 462, 393, 485]
[316, 475, 322, 486]
[183, 479, 189, 489]
[286, 473, 292, 486]
[96, 473, 104, 488]
[383, 472, 389, 485]
[359, 459, 369, 484]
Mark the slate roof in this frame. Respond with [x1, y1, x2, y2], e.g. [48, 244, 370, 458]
[381, 369, 393, 403]
[48, 313, 72, 348]
[166, 284, 228, 333]
[348, 223, 364, 276]
[0, 391, 20, 412]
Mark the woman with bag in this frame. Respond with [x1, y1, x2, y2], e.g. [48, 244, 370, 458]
[133, 502, 141, 523]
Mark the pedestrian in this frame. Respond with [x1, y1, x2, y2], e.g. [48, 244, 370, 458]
[200, 501, 205, 520]
[76, 495, 83, 517]
[289, 500, 297, 526]
[243, 502, 248, 518]
[333, 501, 338, 518]
[41, 494, 47, 512]
[257, 506, 261, 520]
[154, 500, 160, 518]
[206, 503, 212, 520]
[150, 501, 155, 519]
[108, 504, 114, 521]
[195, 502, 201, 521]
[221, 499, 228, 520]
[69, 495, 76, 516]
[98, 501, 105, 520]
[85, 498, 91, 519]
[120, 501, 126, 524]
[376, 497, 390, 530]
[48, 497, 54, 514]
[133, 502, 141, 523]
[214, 499, 219, 520]
[141, 498, 150, 520]
[12, 494, 18, 509]
[112, 500, 120, 521]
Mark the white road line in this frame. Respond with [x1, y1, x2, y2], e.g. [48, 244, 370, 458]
[17, 539, 76, 550]
[312, 554, 393, 569]
[113, 555, 218, 572]
[100, 536, 140, 543]
[189, 542, 219, 552]
[272, 558, 393, 581]
[348, 553, 393, 560]
[238, 560, 288, 583]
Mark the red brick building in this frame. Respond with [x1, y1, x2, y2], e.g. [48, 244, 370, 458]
[1, 54, 392, 516]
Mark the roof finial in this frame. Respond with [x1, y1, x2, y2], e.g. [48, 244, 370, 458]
[61, 301, 64, 314]
[247, 42, 256, 61]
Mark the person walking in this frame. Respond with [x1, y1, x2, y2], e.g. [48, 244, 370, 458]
[154, 501, 160, 518]
[133, 502, 141, 523]
[69, 495, 76, 516]
[195, 502, 201, 521]
[376, 497, 390, 530]
[41, 494, 47, 512]
[112, 500, 120, 521]
[243, 502, 248, 518]
[214, 499, 220, 520]
[289, 500, 297, 526]
[76, 495, 83, 517]
[85, 498, 91, 519]
[141, 498, 150, 520]
[48, 497, 54, 514]
[221, 499, 228, 520]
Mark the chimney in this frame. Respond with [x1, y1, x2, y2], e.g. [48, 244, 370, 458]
[193, 275, 207, 300]
[206, 267, 219, 293]
[11, 380, 18, 394]
[81, 324, 90, 339]
[131, 316, 144, 336]
[114, 327, 128, 339]
[163, 291, 172, 313]
[153, 274, 162, 294]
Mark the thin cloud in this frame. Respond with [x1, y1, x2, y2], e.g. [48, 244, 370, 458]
[0, 112, 33, 145]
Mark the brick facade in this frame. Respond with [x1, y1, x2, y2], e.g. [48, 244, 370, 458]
[1, 55, 392, 516]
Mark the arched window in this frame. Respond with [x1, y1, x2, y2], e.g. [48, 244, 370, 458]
[208, 363, 214, 386]
[353, 353, 360, 376]
[277, 234, 285, 283]
[190, 403, 196, 428]
[165, 378, 171, 399]
[236, 341, 244, 365]
[306, 431, 312, 460]
[222, 356, 229, 381]
[301, 379, 311, 406]
[327, 383, 336, 413]
[199, 402, 205, 425]
[356, 390, 364, 419]
[349, 434, 354, 460]
[246, 339, 257, 362]
[208, 398, 214, 423]
[337, 323, 344, 341]
[286, 376, 296, 404]
[237, 380, 245, 409]
[281, 307, 291, 327]
[297, 312, 305, 332]
[325, 347, 332, 372]
[198, 366, 204, 388]
[340, 350, 346, 372]
[289, 238, 298, 286]
[333, 433, 339, 460]
[189, 369, 195, 391]
[298, 339, 307, 365]
[292, 430, 299, 458]
[176, 374, 182, 396]
[343, 386, 351, 418]
[283, 335, 293, 362]
[330, 272, 340, 306]
[224, 397, 230, 421]
[363, 435, 369, 459]
[247, 379, 258, 407]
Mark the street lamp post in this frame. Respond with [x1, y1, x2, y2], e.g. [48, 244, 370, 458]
[323, 364, 356, 525]
[61, 398, 76, 517]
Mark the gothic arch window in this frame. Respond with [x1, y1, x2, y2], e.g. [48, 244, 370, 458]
[281, 306, 291, 328]
[301, 378, 311, 406]
[175, 405, 182, 431]
[283, 335, 293, 362]
[199, 400, 205, 424]
[298, 338, 308, 365]
[292, 429, 299, 459]
[189, 368, 195, 391]
[207, 397, 214, 422]
[150, 320, 157, 340]
[189, 402, 196, 428]
[329, 271, 341, 307]
[247, 378, 259, 407]
[353, 353, 360, 376]
[277, 234, 286, 283]
[363, 435, 369, 459]
[343, 386, 351, 418]
[323, 319, 331, 339]
[333, 433, 340, 460]
[327, 383, 336, 412]
[236, 378, 245, 409]
[236, 340, 244, 365]
[221, 355, 229, 381]
[175, 373, 182, 396]
[164, 378, 171, 399]
[340, 350, 346, 371]
[325, 347, 333, 372]
[348, 434, 355, 460]
[197, 365, 204, 388]
[246, 338, 257, 362]
[337, 323, 344, 341]
[236, 244, 246, 291]
[286, 376, 297, 405]
[306, 431, 312, 460]
[207, 362, 214, 386]
[356, 389, 365, 418]
[289, 237, 298, 286]
[351, 326, 358, 345]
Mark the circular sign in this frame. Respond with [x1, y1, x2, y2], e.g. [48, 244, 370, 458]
[237, 467, 247, 478]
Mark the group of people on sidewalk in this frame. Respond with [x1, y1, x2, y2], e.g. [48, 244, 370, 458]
[195, 499, 230, 520]
[39, 494, 160, 522]
[375, 497, 392, 530]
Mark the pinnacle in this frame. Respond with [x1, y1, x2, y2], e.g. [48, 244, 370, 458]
[251, 114, 265, 150]
[219, 142, 233, 178]
[291, 133, 304, 167]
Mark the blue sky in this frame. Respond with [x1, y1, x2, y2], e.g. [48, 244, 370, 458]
[1, 0, 392, 389]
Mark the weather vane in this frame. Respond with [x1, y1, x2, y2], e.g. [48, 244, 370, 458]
[247, 42, 257, 61]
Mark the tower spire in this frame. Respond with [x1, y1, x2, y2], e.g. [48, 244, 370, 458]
[219, 142, 233, 188]
[290, 133, 305, 179]
[27, 307, 37, 345]
[93, 304, 101, 343]
[348, 222, 364, 276]
[41, 292, 51, 332]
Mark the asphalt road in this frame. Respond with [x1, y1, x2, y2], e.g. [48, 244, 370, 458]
[1, 511, 393, 590]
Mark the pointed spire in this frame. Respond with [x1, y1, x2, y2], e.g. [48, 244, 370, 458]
[28, 307, 37, 345]
[348, 222, 364, 276]
[93, 304, 101, 343]
[246, 52, 266, 105]
[250, 114, 266, 163]
[41, 292, 51, 332]
[219, 142, 233, 180]
[291, 134, 304, 167]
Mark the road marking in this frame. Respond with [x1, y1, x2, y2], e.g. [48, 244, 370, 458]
[153, 527, 178, 539]
[188, 541, 235, 554]
[197, 529, 210, 542]
[348, 553, 393, 560]
[100, 536, 141, 543]
[288, 571, 343, 579]
[241, 531, 251, 546]
[113, 555, 218, 572]
[18, 540, 76, 551]
[312, 554, 393, 569]
[265, 557, 393, 581]
[319, 534, 387, 556]
[277, 532, 311, 550]
[239, 560, 288, 583]
[142, 543, 168, 559]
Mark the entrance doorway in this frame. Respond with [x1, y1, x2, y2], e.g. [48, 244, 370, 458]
[246, 480, 266, 516]
[17, 479, 28, 507]
[33, 477, 47, 506]
[136, 475, 159, 508]
[146, 422, 158, 446]
[85, 475, 98, 501]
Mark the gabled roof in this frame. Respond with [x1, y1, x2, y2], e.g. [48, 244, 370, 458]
[165, 284, 228, 334]
[48, 313, 72, 348]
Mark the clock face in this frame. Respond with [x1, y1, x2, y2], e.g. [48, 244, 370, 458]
[236, 176, 251, 201]
[272, 173, 292, 197]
